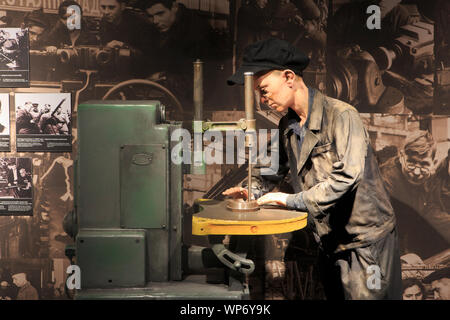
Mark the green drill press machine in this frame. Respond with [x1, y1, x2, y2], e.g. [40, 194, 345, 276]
[62, 62, 307, 300]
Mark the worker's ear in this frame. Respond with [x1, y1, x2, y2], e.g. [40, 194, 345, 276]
[283, 70, 296, 88]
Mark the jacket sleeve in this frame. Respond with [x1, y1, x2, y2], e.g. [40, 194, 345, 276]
[287, 109, 368, 216]
[242, 124, 290, 199]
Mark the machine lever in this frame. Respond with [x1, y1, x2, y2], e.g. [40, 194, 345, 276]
[211, 243, 255, 275]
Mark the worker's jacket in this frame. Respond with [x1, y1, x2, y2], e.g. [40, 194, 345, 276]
[251, 89, 396, 254]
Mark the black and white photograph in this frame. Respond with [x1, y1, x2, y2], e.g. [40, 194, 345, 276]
[15, 93, 71, 152]
[0, 93, 10, 152]
[0, 157, 32, 215]
[0, 28, 29, 87]
[327, 0, 436, 115]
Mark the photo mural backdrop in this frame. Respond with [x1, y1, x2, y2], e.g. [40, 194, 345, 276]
[0, 0, 447, 300]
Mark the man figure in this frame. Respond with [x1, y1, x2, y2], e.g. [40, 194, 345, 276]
[17, 168, 32, 199]
[29, 103, 42, 126]
[0, 281, 13, 300]
[99, 0, 154, 51]
[16, 102, 40, 134]
[51, 104, 70, 135]
[38, 104, 53, 134]
[423, 266, 450, 300]
[99, 0, 156, 76]
[22, 8, 49, 49]
[41, 1, 97, 49]
[224, 38, 402, 300]
[142, 0, 217, 104]
[402, 278, 425, 300]
[12, 272, 38, 300]
[6, 160, 17, 187]
[380, 131, 449, 259]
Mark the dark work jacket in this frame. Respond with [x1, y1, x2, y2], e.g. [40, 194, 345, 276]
[99, 9, 156, 53]
[41, 19, 97, 47]
[252, 89, 396, 254]
[99, 9, 158, 77]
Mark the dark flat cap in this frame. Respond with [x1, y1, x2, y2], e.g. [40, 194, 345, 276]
[24, 8, 49, 29]
[227, 38, 310, 86]
[423, 266, 450, 284]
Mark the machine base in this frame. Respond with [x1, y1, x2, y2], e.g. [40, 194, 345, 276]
[74, 275, 249, 300]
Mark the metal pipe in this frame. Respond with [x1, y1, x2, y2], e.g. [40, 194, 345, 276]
[192, 60, 206, 174]
[244, 72, 254, 121]
[244, 72, 255, 202]
[193, 59, 203, 121]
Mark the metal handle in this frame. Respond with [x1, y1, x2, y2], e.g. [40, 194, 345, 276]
[211, 243, 255, 275]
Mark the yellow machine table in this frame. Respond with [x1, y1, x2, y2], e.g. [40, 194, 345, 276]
[192, 199, 308, 236]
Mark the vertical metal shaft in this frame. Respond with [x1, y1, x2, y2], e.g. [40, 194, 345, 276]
[192, 59, 206, 174]
[193, 59, 203, 121]
[244, 72, 255, 121]
[244, 72, 255, 202]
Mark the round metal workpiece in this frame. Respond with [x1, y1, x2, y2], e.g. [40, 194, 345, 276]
[226, 199, 260, 212]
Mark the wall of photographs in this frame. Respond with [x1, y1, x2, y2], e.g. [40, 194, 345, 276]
[0, 0, 448, 300]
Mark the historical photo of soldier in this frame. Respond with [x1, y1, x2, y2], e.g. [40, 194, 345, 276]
[0, 158, 32, 200]
[0, 28, 29, 87]
[15, 93, 71, 152]
[15, 93, 70, 136]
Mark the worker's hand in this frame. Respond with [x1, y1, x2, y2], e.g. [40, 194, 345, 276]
[106, 40, 124, 49]
[256, 192, 289, 207]
[222, 187, 248, 200]
[148, 72, 167, 82]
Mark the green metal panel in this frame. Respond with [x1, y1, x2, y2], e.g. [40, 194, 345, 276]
[76, 229, 146, 288]
[120, 144, 168, 229]
[169, 125, 183, 280]
[76, 101, 185, 286]
[147, 229, 169, 281]
[77, 101, 168, 228]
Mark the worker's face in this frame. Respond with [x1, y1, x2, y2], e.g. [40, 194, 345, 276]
[431, 278, 450, 300]
[28, 25, 45, 44]
[400, 150, 436, 185]
[146, 4, 178, 33]
[19, 168, 26, 177]
[255, 70, 295, 113]
[100, 0, 124, 25]
[12, 275, 26, 288]
[402, 285, 423, 300]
